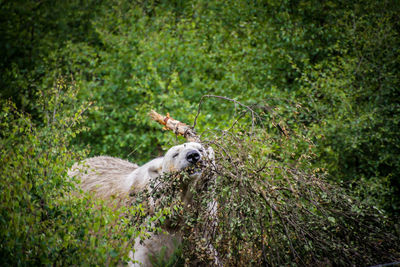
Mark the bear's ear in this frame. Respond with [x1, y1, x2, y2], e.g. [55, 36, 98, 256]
[147, 158, 163, 179]
[148, 167, 161, 179]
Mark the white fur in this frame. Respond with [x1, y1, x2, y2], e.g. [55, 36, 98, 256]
[130, 142, 213, 266]
[69, 142, 214, 266]
[68, 156, 139, 199]
[126, 157, 164, 194]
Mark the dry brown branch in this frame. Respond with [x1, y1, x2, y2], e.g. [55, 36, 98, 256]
[149, 110, 200, 142]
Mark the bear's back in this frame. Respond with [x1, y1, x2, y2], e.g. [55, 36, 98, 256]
[69, 156, 139, 199]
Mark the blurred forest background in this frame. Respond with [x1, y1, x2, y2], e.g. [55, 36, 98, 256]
[1, 0, 399, 265]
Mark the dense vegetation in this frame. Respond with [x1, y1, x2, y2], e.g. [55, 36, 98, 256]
[1, 0, 399, 265]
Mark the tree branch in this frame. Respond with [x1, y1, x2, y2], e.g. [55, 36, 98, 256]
[149, 110, 200, 142]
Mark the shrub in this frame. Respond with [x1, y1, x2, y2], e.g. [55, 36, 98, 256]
[0, 79, 141, 266]
[146, 102, 400, 266]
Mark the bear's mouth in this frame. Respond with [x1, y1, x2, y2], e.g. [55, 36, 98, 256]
[186, 161, 205, 176]
[187, 167, 202, 176]
[186, 166, 202, 175]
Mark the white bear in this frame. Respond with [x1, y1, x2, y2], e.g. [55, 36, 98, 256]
[69, 142, 215, 266]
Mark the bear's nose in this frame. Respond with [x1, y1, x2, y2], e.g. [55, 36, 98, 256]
[186, 150, 201, 164]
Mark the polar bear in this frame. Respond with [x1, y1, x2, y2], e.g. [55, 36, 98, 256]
[69, 142, 215, 266]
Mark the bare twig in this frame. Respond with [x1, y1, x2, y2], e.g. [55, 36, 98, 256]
[193, 95, 262, 134]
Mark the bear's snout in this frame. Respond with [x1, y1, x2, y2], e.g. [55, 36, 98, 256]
[186, 150, 201, 164]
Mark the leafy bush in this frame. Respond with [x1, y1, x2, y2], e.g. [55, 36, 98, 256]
[0, 0, 102, 112]
[147, 102, 400, 266]
[295, 2, 400, 213]
[0, 80, 140, 266]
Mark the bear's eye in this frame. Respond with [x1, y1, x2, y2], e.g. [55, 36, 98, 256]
[172, 153, 179, 158]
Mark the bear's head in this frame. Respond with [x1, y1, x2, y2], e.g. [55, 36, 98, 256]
[162, 142, 214, 178]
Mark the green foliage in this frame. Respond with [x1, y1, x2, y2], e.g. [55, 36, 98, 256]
[148, 243, 183, 267]
[1, 0, 400, 265]
[0, 81, 140, 266]
[0, 0, 103, 113]
[51, 0, 398, 215]
[294, 1, 400, 213]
